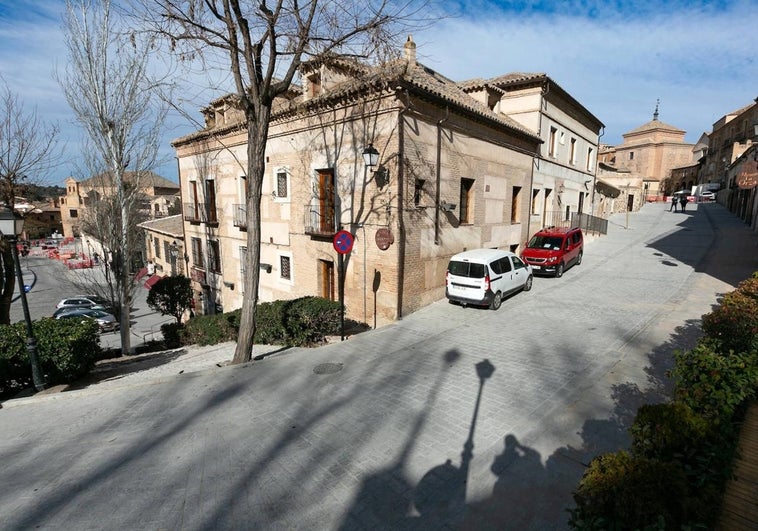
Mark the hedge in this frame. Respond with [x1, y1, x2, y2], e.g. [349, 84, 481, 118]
[0, 318, 101, 396]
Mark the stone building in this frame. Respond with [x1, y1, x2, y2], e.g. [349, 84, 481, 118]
[59, 171, 179, 238]
[173, 37, 553, 325]
[598, 104, 695, 202]
[461, 74, 603, 234]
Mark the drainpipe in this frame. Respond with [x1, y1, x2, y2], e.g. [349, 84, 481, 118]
[435, 107, 450, 245]
[396, 91, 410, 319]
[591, 126, 605, 216]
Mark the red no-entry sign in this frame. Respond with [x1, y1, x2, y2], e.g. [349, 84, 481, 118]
[333, 230, 354, 254]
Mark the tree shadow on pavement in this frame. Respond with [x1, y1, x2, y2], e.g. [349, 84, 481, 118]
[458, 317, 704, 529]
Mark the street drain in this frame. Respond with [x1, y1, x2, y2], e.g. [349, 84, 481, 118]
[313, 362, 343, 375]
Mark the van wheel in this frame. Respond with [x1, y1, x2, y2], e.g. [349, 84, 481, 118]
[576, 251, 583, 266]
[490, 292, 502, 310]
[523, 275, 533, 291]
[555, 263, 564, 278]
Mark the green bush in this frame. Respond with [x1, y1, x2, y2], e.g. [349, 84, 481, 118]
[570, 451, 688, 529]
[34, 318, 101, 385]
[0, 318, 100, 395]
[630, 402, 710, 462]
[182, 312, 237, 346]
[160, 322, 184, 349]
[178, 297, 342, 348]
[701, 276, 758, 354]
[670, 339, 758, 424]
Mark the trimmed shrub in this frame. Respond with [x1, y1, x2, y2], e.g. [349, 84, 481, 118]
[570, 451, 688, 529]
[34, 318, 101, 385]
[669, 339, 758, 424]
[0, 318, 100, 394]
[630, 402, 710, 462]
[160, 322, 184, 349]
[701, 276, 758, 354]
[182, 312, 237, 346]
[176, 297, 343, 348]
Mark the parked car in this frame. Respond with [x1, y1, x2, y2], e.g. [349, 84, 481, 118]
[698, 191, 715, 202]
[521, 226, 584, 278]
[445, 248, 533, 310]
[56, 295, 113, 313]
[55, 308, 119, 332]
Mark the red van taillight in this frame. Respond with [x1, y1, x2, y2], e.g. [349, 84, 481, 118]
[484, 275, 490, 291]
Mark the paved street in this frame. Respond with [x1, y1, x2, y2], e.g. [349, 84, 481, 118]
[1, 202, 757, 530]
[9, 254, 175, 351]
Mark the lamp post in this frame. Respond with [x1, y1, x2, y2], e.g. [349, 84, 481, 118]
[169, 241, 179, 276]
[0, 207, 45, 391]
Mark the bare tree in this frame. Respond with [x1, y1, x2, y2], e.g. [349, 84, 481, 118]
[0, 83, 60, 325]
[136, 0, 427, 364]
[60, 0, 168, 355]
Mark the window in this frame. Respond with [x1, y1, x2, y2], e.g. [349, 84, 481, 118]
[239, 246, 247, 293]
[205, 179, 217, 223]
[569, 138, 577, 165]
[154, 238, 161, 259]
[549, 127, 557, 157]
[586, 147, 594, 172]
[279, 253, 292, 282]
[191, 237, 203, 268]
[273, 169, 289, 201]
[511, 186, 522, 224]
[69, 209, 78, 218]
[559, 132, 565, 145]
[414, 179, 426, 206]
[531, 189, 540, 215]
[163, 241, 170, 261]
[307, 72, 321, 98]
[629, 151, 634, 160]
[208, 240, 221, 273]
[459, 178, 475, 224]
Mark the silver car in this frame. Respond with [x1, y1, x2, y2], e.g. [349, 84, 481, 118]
[56, 308, 119, 332]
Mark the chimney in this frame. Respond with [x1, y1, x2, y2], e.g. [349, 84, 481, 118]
[404, 35, 416, 65]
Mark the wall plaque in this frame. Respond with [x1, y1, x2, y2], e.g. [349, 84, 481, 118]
[375, 228, 394, 251]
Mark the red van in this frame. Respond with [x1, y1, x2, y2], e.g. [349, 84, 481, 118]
[520, 226, 583, 278]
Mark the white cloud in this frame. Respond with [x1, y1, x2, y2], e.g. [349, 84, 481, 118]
[1, 0, 756, 184]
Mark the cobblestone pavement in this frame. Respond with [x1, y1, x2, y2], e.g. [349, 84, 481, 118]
[1, 203, 757, 530]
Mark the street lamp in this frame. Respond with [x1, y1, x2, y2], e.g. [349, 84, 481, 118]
[362, 144, 380, 168]
[0, 207, 45, 391]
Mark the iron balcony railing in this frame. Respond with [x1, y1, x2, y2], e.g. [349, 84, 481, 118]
[233, 204, 247, 228]
[304, 202, 336, 236]
[183, 202, 218, 224]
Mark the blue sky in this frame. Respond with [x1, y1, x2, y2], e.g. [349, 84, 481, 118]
[1, 0, 756, 185]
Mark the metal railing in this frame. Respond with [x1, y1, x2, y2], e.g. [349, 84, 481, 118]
[541, 211, 608, 234]
[233, 204, 247, 228]
[183, 202, 218, 224]
[304, 203, 335, 236]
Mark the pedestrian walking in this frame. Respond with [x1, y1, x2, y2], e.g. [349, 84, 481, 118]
[670, 195, 678, 212]
[147, 260, 155, 275]
[680, 195, 688, 212]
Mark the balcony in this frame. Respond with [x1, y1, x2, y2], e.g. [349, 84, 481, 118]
[304, 202, 336, 236]
[183, 202, 218, 225]
[233, 204, 247, 229]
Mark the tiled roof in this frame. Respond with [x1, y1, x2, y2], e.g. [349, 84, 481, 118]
[625, 119, 685, 136]
[80, 171, 179, 190]
[278, 58, 541, 142]
[137, 214, 184, 237]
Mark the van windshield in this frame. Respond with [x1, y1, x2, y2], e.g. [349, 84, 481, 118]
[527, 235, 563, 250]
[448, 261, 486, 278]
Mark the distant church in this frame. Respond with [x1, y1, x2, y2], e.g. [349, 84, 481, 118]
[595, 102, 698, 215]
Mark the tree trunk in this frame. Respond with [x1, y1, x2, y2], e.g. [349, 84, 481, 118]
[0, 245, 15, 325]
[232, 109, 270, 364]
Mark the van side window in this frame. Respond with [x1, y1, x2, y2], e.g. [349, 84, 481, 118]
[512, 256, 526, 269]
[490, 260, 503, 275]
[499, 257, 512, 273]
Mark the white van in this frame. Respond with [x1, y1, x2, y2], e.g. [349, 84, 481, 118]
[445, 248, 533, 310]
